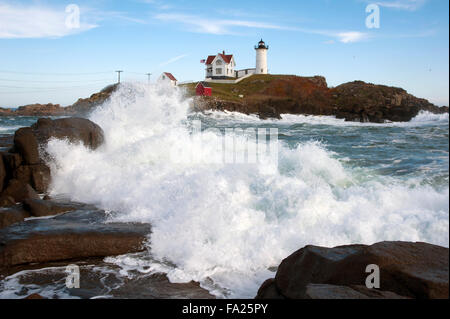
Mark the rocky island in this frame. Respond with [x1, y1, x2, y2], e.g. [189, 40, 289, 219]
[1, 76, 448, 123]
[185, 75, 448, 122]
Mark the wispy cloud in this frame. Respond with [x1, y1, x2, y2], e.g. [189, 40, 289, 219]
[336, 31, 369, 43]
[154, 13, 285, 35]
[289, 27, 370, 43]
[370, 0, 427, 11]
[154, 12, 370, 43]
[88, 9, 148, 25]
[0, 3, 97, 39]
[139, 0, 173, 10]
[157, 54, 188, 68]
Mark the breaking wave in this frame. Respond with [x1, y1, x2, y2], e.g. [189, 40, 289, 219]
[45, 83, 449, 298]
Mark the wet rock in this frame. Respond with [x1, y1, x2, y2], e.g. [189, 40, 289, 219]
[13, 164, 50, 193]
[257, 241, 449, 299]
[303, 284, 410, 299]
[4, 259, 213, 299]
[22, 199, 79, 217]
[0, 117, 103, 197]
[0, 195, 15, 207]
[0, 209, 151, 271]
[2, 179, 40, 202]
[1, 152, 22, 172]
[0, 206, 30, 229]
[0, 155, 5, 192]
[13, 128, 40, 165]
[255, 278, 285, 299]
[31, 117, 104, 150]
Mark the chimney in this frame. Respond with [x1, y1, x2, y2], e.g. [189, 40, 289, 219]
[223, 50, 225, 54]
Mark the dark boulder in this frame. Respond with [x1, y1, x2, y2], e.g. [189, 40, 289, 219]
[256, 241, 449, 299]
[0, 154, 5, 192]
[0, 206, 30, 229]
[0, 117, 104, 198]
[31, 117, 104, 150]
[22, 199, 79, 217]
[12, 164, 50, 193]
[2, 179, 40, 202]
[0, 195, 15, 207]
[13, 127, 40, 165]
[1, 152, 22, 173]
[302, 284, 409, 299]
[255, 278, 285, 299]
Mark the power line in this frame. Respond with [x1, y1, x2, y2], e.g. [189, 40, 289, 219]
[0, 78, 112, 83]
[0, 83, 111, 90]
[0, 70, 114, 76]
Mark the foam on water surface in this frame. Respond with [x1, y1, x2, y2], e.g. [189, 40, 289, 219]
[39, 83, 449, 298]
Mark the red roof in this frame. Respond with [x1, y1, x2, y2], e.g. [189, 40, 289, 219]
[205, 54, 233, 65]
[196, 81, 211, 88]
[163, 72, 177, 81]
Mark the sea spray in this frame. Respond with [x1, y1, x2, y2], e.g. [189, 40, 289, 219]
[44, 82, 449, 298]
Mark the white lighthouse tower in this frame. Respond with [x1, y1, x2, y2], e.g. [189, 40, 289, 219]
[255, 39, 268, 74]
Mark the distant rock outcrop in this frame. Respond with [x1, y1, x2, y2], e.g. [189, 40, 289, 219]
[256, 241, 449, 299]
[332, 81, 448, 123]
[191, 75, 448, 122]
[0, 84, 117, 117]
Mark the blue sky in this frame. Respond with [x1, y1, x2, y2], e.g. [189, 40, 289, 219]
[0, 0, 448, 107]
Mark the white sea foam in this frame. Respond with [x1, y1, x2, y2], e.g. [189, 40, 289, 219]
[45, 83, 449, 298]
[200, 109, 448, 127]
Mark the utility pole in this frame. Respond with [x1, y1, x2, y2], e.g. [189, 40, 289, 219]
[115, 70, 123, 84]
[146, 73, 152, 84]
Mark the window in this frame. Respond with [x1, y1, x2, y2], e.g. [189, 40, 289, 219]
[261, 69, 264, 73]
[216, 60, 222, 65]
[216, 68, 222, 75]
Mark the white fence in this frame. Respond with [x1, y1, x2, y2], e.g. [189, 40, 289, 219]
[205, 73, 255, 84]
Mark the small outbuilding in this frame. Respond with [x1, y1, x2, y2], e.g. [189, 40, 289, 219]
[196, 81, 212, 96]
[158, 72, 178, 86]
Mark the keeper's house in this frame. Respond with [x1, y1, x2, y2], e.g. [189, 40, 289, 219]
[203, 51, 236, 80]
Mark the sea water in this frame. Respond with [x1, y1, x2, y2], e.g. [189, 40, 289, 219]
[1, 82, 448, 298]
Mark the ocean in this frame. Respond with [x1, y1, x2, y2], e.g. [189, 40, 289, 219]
[0, 82, 448, 298]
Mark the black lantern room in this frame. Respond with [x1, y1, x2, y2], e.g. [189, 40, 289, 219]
[255, 39, 269, 50]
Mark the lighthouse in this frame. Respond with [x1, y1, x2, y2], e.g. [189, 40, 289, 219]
[255, 39, 268, 74]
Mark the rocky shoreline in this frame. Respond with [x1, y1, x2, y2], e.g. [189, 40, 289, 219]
[0, 117, 448, 299]
[1, 76, 448, 123]
[191, 76, 449, 122]
[0, 84, 117, 117]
